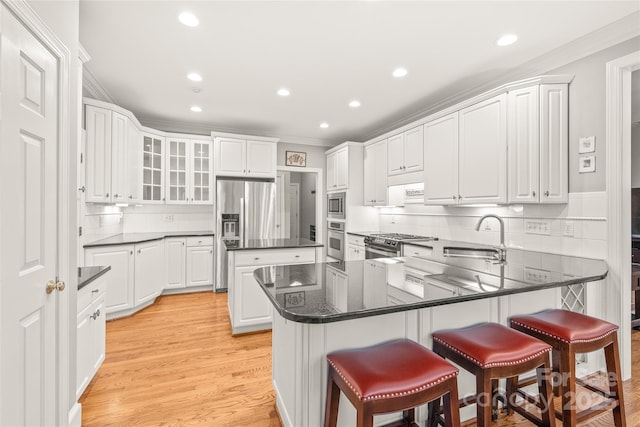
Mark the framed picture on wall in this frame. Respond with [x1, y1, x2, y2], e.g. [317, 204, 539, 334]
[285, 151, 307, 167]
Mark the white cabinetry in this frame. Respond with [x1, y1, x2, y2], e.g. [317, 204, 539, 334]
[165, 238, 186, 289]
[507, 84, 568, 204]
[76, 275, 107, 400]
[186, 236, 214, 287]
[134, 239, 165, 306]
[387, 126, 424, 178]
[364, 140, 388, 206]
[346, 234, 365, 261]
[85, 245, 134, 314]
[127, 120, 142, 203]
[228, 247, 316, 334]
[166, 138, 213, 204]
[325, 266, 348, 312]
[458, 93, 507, 204]
[85, 105, 130, 203]
[326, 146, 349, 191]
[362, 260, 387, 308]
[214, 137, 277, 178]
[424, 112, 459, 205]
[142, 132, 165, 202]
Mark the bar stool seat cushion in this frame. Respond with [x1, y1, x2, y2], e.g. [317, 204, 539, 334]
[510, 309, 618, 344]
[326, 339, 458, 402]
[432, 323, 551, 369]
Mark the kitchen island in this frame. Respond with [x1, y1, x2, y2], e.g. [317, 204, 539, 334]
[253, 243, 607, 426]
[224, 238, 324, 335]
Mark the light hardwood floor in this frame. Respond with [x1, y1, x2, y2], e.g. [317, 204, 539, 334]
[80, 292, 640, 426]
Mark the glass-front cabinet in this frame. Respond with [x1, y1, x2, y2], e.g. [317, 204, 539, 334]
[142, 133, 165, 202]
[165, 137, 212, 204]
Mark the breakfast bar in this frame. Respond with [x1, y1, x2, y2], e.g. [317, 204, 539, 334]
[253, 242, 608, 426]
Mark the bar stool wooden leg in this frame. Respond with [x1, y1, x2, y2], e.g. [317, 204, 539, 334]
[356, 405, 373, 427]
[443, 379, 461, 427]
[324, 370, 340, 427]
[476, 371, 492, 427]
[559, 346, 577, 427]
[537, 362, 554, 427]
[605, 334, 627, 427]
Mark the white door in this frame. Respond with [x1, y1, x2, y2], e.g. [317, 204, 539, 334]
[0, 7, 59, 425]
[289, 183, 300, 239]
[246, 140, 276, 177]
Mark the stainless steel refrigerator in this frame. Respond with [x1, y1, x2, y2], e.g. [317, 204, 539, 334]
[215, 178, 277, 291]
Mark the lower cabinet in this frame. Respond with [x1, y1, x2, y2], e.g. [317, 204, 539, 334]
[85, 244, 134, 314]
[165, 238, 186, 289]
[134, 239, 164, 306]
[76, 275, 107, 400]
[325, 265, 348, 312]
[346, 234, 365, 261]
[186, 237, 214, 287]
[228, 247, 317, 335]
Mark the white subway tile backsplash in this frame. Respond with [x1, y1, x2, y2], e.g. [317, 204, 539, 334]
[581, 193, 607, 218]
[561, 237, 583, 257]
[582, 239, 607, 259]
[582, 220, 607, 240]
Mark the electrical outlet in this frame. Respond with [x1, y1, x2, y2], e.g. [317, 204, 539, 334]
[525, 220, 550, 235]
[163, 214, 174, 222]
[563, 221, 574, 237]
[524, 267, 551, 283]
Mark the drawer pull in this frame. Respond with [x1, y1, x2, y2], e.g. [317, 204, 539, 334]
[414, 252, 419, 256]
[254, 257, 260, 261]
[295, 255, 300, 258]
[91, 289, 99, 294]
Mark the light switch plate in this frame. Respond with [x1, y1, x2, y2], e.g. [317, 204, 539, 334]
[563, 221, 575, 237]
[525, 220, 551, 235]
[578, 136, 596, 154]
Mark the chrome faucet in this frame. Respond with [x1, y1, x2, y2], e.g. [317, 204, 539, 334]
[475, 214, 506, 263]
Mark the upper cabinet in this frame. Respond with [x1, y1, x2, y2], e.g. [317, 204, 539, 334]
[326, 147, 349, 191]
[458, 93, 507, 204]
[387, 125, 424, 180]
[423, 112, 459, 205]
[84, 98, 214, 205]
[364, 140, 388, 206]
[166, 137, 212, 204]
[507, 84, 568, 204]
[213, 136, 277, 179]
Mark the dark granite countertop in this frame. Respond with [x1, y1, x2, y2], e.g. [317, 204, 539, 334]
[346, 231, 378, 238]
[78, 265, 111, 291]
[253, 243, 607, 324]
[84, 231, 214, 248]
[224, 238, 323, 251]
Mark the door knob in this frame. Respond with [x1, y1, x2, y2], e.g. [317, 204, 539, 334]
[544, 191, 550, 197]
[46, 280, 65, 294]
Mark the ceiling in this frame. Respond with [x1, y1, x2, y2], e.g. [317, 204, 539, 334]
[79, 1, 640, 147]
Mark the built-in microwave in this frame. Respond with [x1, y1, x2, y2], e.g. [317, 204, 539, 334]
[327, 192, 345, 219]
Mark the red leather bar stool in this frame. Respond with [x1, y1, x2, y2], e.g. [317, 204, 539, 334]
[431, 323, 556, 427]
[510, 309, 626, 427]
[324, 338, 461, 427]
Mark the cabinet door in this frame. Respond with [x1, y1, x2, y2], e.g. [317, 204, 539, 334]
[215, 138, 246, 176]
[90, 295, 106, 378]
[346, 244, 365, 261]
[363, 145, 375, 205]
[326, 152, 337, 190]
[191, 140, 212, 204]
[246, 140, 276, 178]
[85, 105, 112, 202]
[142, 133, 165, 202]
[75, 301, 92, 399]
[423, 112, 459, 205]
[165, 238, 186, 289]
[458, 94, 507, 204]
[134, 240, 164, 305]
[85, 245, 134, 314]
[234, 265, 273, 329]
[110, 111, 128, 203]
[403, 126, 424, 173]
[166, 138, 190, 203]
[387, 133, 405, 175]
[540, 84, 568, 204]
[508, 86, 540, 204]
[335, 147, 349, 189]
[373, 141, 388, 204]
[186, 246, 214, 287]
[127, 120, 142, 203]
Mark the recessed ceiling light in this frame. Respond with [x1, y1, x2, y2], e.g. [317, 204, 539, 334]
[178, 12, 199, 27]
[320, 122, 329, 129]
[190, 106, 202, 113]
[392, 68, 408, 78]
[497, 34, 518, 46]
[277, 88, 290, 97]
[349, 100, 361, 108]
[187, 73, 202, 82]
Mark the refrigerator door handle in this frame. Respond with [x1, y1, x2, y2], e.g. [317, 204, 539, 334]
[239, 196, 245, 245]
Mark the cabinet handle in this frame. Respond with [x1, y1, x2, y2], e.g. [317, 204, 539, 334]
[162, 197, 166, 201]
[295, 255, 300, 258]
[182, 242, 185, 246]
[114, 193, 119, 198]
[452, 195, 456, 200]
[458, 195, 462, 199]
[97, 309, 100, 317]
[78, 186, 85, 192]
[254, 257, 260, 261]
[532, 190, 536, 197]
[129, 195, 133, 199]
[414, 252, 419, 256]
[92, 289, 99, 294]
[243, 170, 246, 173]
[106, 193, 109, 198]
[137, 249, 141, 254]
[544, 190, 550, 197]
[248, 170, 251, 173]
[130, 250, 133, 255]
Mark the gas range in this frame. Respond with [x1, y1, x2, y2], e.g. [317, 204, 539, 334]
[363, 233, 438, 256]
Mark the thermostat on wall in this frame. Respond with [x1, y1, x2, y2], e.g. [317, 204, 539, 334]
[579, 155, 596, 173]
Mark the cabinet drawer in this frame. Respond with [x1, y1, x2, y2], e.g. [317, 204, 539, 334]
[78, 276, 107, 315]
[347, 234, 365, 246]
[403, 244, 434, 260]
[186, 236, 214, 247]
[235, 248, 316, 267]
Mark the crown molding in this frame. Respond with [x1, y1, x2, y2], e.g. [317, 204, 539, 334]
[361, 11, 640, 141]
[82, 68, 116, 103]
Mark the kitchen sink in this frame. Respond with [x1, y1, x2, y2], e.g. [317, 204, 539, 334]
[442, 246, 502, 261]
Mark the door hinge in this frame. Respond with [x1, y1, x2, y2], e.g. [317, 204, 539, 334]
[79, 226, 83, 237]
[80, 153, 83, 164]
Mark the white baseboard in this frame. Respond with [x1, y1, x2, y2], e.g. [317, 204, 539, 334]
[68, 402, 82, 427]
